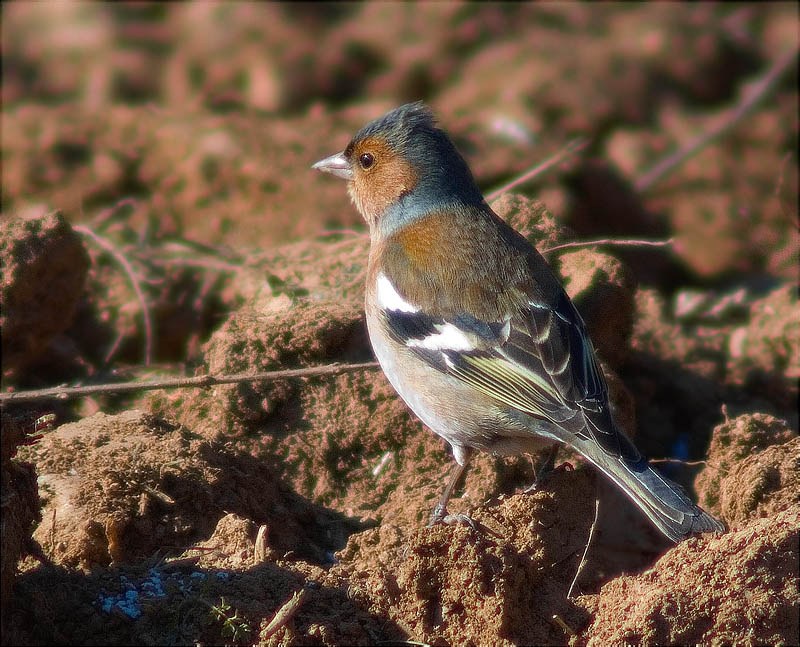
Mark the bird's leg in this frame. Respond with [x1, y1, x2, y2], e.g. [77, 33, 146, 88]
[523, 444, 573, 493]
[429, 449, 476, 528]
[430, 461, 467, 524]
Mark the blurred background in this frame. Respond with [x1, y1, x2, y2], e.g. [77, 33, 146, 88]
[1, 1, 798, 392]
[2, 1, 797, 278]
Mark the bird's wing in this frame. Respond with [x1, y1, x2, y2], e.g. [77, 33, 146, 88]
[380, 281, 640, 461]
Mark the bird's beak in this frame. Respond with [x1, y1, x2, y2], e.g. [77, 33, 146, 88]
[312, 152, 353, 180]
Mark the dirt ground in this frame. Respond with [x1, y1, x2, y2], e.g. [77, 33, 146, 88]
[2, 4, 798, 646]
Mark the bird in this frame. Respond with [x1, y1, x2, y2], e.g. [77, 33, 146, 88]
[312, 101, 725, 542]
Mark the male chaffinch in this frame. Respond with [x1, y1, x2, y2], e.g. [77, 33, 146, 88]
[313, 102, 725, 542]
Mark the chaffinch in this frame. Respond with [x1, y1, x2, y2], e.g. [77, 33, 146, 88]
[313, 102, 724, 542]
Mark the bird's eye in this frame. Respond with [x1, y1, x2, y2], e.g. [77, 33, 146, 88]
[359, 152, 374, 169]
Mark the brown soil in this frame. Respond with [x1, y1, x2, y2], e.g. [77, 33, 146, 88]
[2, 4, 798, 646]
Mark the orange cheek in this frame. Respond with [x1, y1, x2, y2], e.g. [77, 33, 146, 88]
[348, 138, 419, 226]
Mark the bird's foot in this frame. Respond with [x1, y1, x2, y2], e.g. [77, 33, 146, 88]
[428, 503, 479, 531]
[523, 461, 574, 493]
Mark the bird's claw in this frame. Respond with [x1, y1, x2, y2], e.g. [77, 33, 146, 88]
[428, 505, 479, 531]
[523, 461, 574, 493]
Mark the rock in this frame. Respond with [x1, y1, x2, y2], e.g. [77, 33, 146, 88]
[490, 193, 567, 249]
[575, 509, 799, 646]
[695, 413, 798, 527]
[558, 248, 636, 369]
[728, 284, 799, 386]
[0, 414, 41, 628]
[0, 211, 89, 378]
[21, 410, 354, 569]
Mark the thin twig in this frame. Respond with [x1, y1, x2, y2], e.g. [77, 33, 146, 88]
[149, 256, 242, 273]
[0, 361, 381, 404]
[551, 614, 576, 637]
[158, 237, 244, 264]
[649, 458, 708, 467]
[541, 237, 674, 255]
[254, 525, 269, 562]
[49, 507, 57, 560]
[773, 150, 795, 223]
[635, 47, 798, 193]
[103, 329, 127, 366]
[91, 197, 139, 229]
[317, 229, 366, 239]
[567, 498, 600, 599]
[650, 457, 724, 474]
[486, 136, 591, 202]
[74, 224, 154, 366]
[262, 588, 309, 639]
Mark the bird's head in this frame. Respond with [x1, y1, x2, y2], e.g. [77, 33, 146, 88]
[313, 102, 484, 239]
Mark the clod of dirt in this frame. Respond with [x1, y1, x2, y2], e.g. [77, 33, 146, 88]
[490, 194, 568, 249]
[0, 414, 42, 630]
[145, 232, 447, 527]
[151, 232, 372, 435]
[22, 410, 359, 569]
[333, 470, 597, 646]
[558, 248, 636, 368]
[695, 413, 799, 527]
[574, 509, 799, 646]
[627, 284, 798, 457]
[728, 283, 799, 392]
[189, 513, 260, 570]
[631, 286, 728, 380]
[199, 295, 367, 437]
[0, 210, 89, 378]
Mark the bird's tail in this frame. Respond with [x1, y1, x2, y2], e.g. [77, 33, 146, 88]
[568, 434, 726, 543]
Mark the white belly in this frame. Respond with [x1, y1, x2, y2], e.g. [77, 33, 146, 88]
[365, 300, 554, 464]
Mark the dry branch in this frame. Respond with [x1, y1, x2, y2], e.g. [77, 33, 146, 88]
[635, 47, 798, 193]
[262, 588, 309, 639]
[0, 361, 381, 404]
[567, 498, 600, 599]
[541, 237, 674, 255]
[73, 224, 154, 366]
[486, 136, 590, 201]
